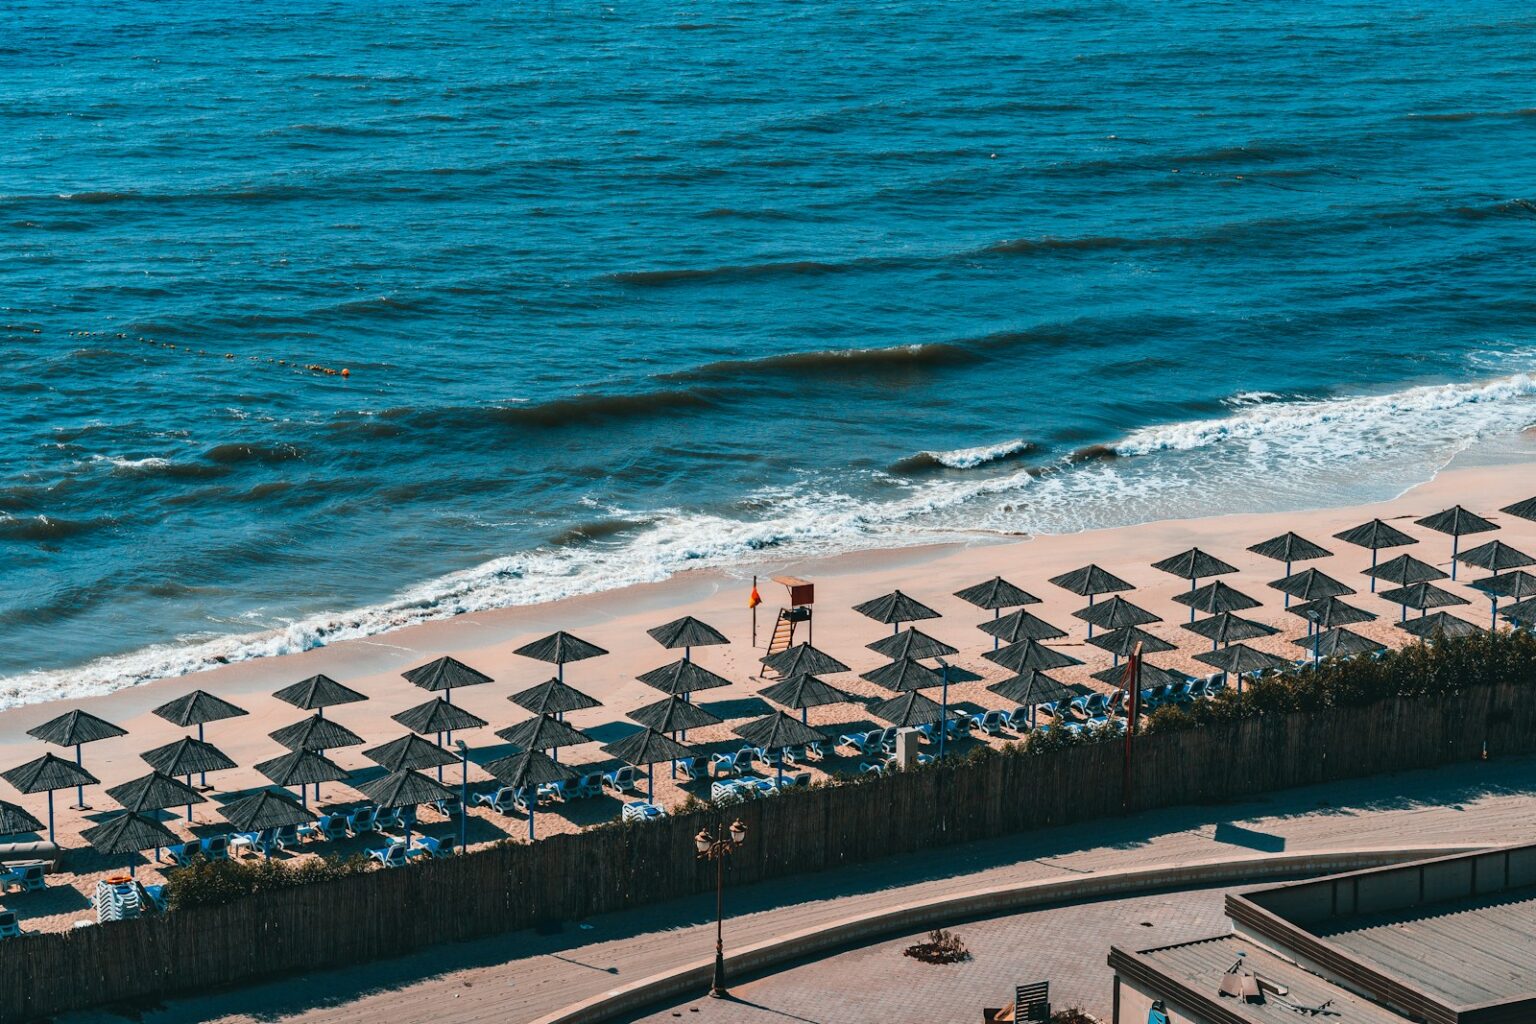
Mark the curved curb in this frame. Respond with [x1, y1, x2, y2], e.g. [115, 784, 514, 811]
[528, 844, 1479, 1024]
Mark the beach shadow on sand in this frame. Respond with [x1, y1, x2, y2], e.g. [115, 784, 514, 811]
[68, 754, 1536, 1024]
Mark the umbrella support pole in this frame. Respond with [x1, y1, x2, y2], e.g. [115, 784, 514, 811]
[70, 745, 90, 811]
[47, 791, 55, 845]
[1452, 536, 1459, 580]
[1371, 550, 1378, 592]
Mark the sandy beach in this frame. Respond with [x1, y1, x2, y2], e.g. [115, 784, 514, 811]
[4, 454, 1535, 931]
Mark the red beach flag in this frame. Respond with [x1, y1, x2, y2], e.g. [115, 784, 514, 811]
[748, 585, 762, 609]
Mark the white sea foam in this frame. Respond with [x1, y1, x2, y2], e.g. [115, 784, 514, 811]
[923, 437, 1033, 469]
[4, 370, 1534, 709]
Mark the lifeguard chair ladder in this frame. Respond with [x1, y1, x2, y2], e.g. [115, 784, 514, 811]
[763, 576, 814, 671]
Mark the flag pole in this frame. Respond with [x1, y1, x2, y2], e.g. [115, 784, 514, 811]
[751, 575, 759, 648]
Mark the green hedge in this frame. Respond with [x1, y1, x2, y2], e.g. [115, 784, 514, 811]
[165, 853, 372, 910]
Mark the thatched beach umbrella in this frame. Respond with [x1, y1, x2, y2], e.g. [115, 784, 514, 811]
[514, 631, 608, 683]
[861, 657, 945, 692]
[220, 788, 313, 849]
[1398, 612, 1483, 640]
[989, 670, 1079, 728]
[1501, 496, 1536, 523]
[758, 673, 854, 724]
[867, 627, 958, 662]
[637, 659, 733, 697]
[0, 799, 44, 837]
[629, 696, 723, 735]
[1193, 644, 1290, 689]
[647, 615, 729, 661]
[983, 638, 1084, 673]
[1500, 596, 1536, 629]
[509, 678, 603, 718]
[1455, 539, 1535, 577]
[1173, 580, 1260, 623]
[853, 590, 941, 635]
[1247, 532, 1332, 591]
[955, 577, 1040, 648]
[1416, 506, 1497, 581]
[1089, 626, 1177, 665]
[1378, 582, 1469, 622]
[734, 712, 825, 785]
[273, 675, 366, 718]
[106, 771, 204, 816]
[354, 769, 455, 850]
[1091, 661, 1188, 692]
[270, 715, 362, 753]
[870, 690, 950, 729]
[482, 750, 576, 839]
[1289, 596, 1378, 632]
[980, 609, 1068, 645]
[254, 748, 350, 807]
[1151, 549, 1238, 606]
[601, 729, 696, 802]
[760, 643, 850, 679]
[81, 812, 178, 875]
[1074, 595, 1161, 634]
[364, 734, 457, 774]
[1181, 612, 1278, 651]
[2, 753, 97, 843]
[1269, 569, 1354, 606]
[1335, 519, 1418, 591]
[141, 737, 236, 823]
[1048, 564, 1134, 635]
[1294, 627, 1385, 665]
[1473, 571, 1536, 629]
[1365, 553, 1448, 590]
[27, 709, 126, 810]
[402, 655, 492, 703]
[151, 691, 248, 788]
[394, 698, 488, 738]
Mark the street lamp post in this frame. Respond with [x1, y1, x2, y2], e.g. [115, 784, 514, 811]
[695, 818, 748, 998]
[455, 739, 470, 851]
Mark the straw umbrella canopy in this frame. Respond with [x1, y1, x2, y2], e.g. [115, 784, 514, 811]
[1089, 626, 1177, 664]
[1048, 565, 1134, 635]
[1469, 571, 1536, 629]
[1499, 596, 1536, 628]
[983, 638, 1084, 673]
[270, 714, 363, 752]
[758, 674, 855, 722]
[1073, 596, 1160, 633]
[26, 709, 126, 811]
[760, 643, 850, 679]
[980, 609, 1068, 645]
[637, 659, 733, 697]
[273, 674, 366, 717]
[221, 789, 313, 839]
[1455, 539, 1535, 576]
[153, 690, 249, 790]
[867, 628, 958, 662]
[861, 657, 945, 692]
[1182, 613, 1277, 650]
[1289, 597, 1378, 631]
[629, 697, 723, 735]
[1501, 496, 1536, 523]
[870, 691, 950, 729]
[852, 590, 941, 634]
[254, 748, 350, 806]
[1091, 661, 1188, 691]
[81, 812, 178, 874]
[601, 729, 696, 801]
[647, 616, 729, 661]
[363, 734, 457, 773]
[0, 800, 43, 837]
[1398, 612, 1483, 640]
[394, 699, 488, 737]
[401, 655, 492, 704]
[106, 771, 204, 815]
[1365, 553, 1448, 588]
[1335, 519, 1418, 591]
[1151, 549, 1238, 599]
[1378, 582, 1470, 622]
[989, 670, 1079, 728]
[1416, 506, 1498, 580]
[482, 750, 576, 840]
[1247, 532, 1332, 579]
[955, 577, 1040, 647]
[509, 678, 603, 717]
[1, 753, 97, 843]
[1172, 580, 1260, 622]
[1193, 644, 1291, 685]
[514, 631, 608, 683]
[354, 770, 454, 850]
[1269, 569, 1355, 605]
[1294, 627, 1386, 664]
[141, 738, 236, 823]
[734, 712, 825, 784]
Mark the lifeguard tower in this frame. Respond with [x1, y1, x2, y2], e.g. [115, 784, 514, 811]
[764, 575, 814, 659]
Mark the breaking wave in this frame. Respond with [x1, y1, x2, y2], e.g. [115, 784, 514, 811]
[891, 438, 1036, 473]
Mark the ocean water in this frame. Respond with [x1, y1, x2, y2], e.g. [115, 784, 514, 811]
[4, 0, 1536, 705]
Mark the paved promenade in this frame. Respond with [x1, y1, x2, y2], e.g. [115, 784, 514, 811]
[65, 756, 1536, 1024]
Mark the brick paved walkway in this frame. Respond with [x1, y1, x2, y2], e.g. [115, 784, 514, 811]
[62, 755, 1536, 1024]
